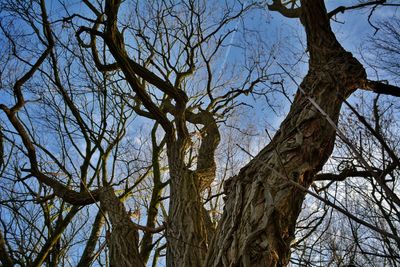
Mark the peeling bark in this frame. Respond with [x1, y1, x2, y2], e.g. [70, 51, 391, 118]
[205, 1, 367, 266]
[195, 111, 221, 191]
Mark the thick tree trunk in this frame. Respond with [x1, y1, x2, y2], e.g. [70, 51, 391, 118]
[0, 230, 13, 267]
[164, 109, 220, 267]
[166, 143, 211, 267]
[99, 187, 144, 267]
[205, 1, 367, 266]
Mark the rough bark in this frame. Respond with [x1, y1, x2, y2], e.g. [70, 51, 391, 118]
[205, 1, 367, 266]
[194, 111, 221, 191]
[0, 230, 13, 267]
[99, 187, 144, 267]
[166, 143, 211, 267]
[164, 107, 220, 267]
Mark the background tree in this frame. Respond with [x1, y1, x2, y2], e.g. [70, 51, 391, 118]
[0, 1, 157, 266]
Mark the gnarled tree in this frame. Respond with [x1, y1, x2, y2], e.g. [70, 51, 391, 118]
[206, 0, 400, 266]
[1, 0, 400, 266]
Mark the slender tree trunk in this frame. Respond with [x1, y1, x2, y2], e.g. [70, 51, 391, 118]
[32, 206, 79, 267]
[140, 125, 166, 263]
[77, 210, 105, 267]
[205, 1, 367, 266]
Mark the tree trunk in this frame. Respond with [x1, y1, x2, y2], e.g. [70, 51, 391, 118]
[205, 1, 367, 266]
[99, 187, 144, 267]
[77, 210, 105, 267]
[166, 143, 211, 267]
[32, 206, 79, 267]
[164, 109, 220, 267]
[139, 125, 165, 263]
[0, 230, 13, 267]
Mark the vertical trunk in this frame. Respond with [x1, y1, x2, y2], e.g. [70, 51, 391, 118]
[0, 231, 13, 267]
[32, 206, 79, 267]
[140, 126, 165, 263]
[166, 143, 210, 267]
[205, 1, 367, 266]
[77, 210, 105, 267]
[165, 111, 220, 267]
[195, 111, 221, 191]
[99, 187, 144, 267]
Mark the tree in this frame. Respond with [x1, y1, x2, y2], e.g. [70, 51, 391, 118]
[206, 1, 400, 266]
[0, 0, 151, 266]
[292, 93, 400, 266]
[1, 0, 400, 267]
[290, 16, 400, 266]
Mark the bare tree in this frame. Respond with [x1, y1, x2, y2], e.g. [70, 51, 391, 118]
[73, 1, 269, 266]
[1, 0, 400, 267]
[291, 15, 400, 266]
[0, 1, 157, 266]
[206, 1, 400, 266]
[292, 93, 400, 266]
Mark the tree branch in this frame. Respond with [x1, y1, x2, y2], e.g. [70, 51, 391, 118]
[328, 0, 386, 18]
[77, 210, 105, 267]
[31, 206, 80, 267]
[315, 170, 376, 181]
[267, 0, 301, 18]
[0, 127, 4, 170]
[363, 80, 400, 97]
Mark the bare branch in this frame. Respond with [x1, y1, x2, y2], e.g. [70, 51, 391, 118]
[363, 80, 400, 97]
[328, 0, 387, 18]
[267, 0, 301, 18]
